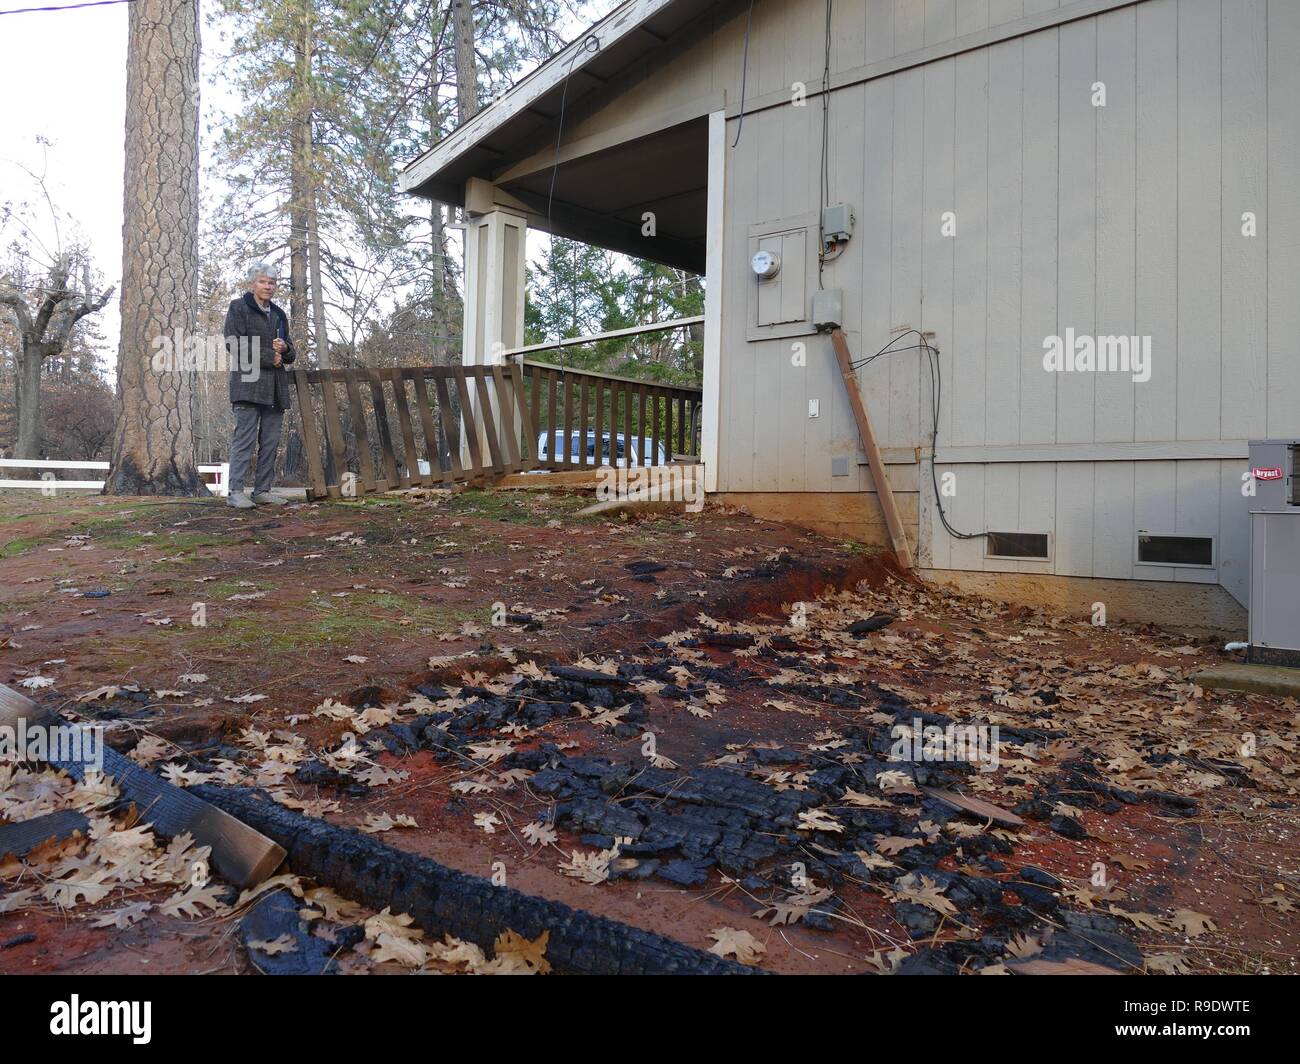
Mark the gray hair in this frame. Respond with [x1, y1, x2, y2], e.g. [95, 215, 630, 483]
[245, 261, 278, 284]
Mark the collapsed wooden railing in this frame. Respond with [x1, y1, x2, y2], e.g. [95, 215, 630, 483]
[292, 364, 535, 499]
[292, 360, 703, 499]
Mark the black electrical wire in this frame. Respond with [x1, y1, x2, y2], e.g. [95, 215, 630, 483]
[0, 0, 131, 14]
[545, 32, 600, 235]
[850, 329, 986, 542]
[730, 0, 756, 149]
[543, 32, 600, 369]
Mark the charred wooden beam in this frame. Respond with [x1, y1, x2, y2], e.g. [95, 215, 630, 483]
[194, 785, 761, 976]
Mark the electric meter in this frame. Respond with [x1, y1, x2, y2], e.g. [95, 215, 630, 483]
[750, 249, 781, 279]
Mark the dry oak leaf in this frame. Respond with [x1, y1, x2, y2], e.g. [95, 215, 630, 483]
[234, 874, 304, 910]
[861, 948, 908, 975]
[874, 835, 923, 856]
[1106, 905, 1172, 932]
[354, 765, 407, 787]
[755, 887, 834, 927]
[1171, 909, 1217, 937]
[160, 882, 229, 918]
[91, 902, 153, 929]
[876, 770, 917, 793]
[430, 936, 489, 971]
[77, 684, 140, 702]
[521, 822, 558, 847]
[1145, 952, 1195, 975]
[797, 808, 844, 833]
[361, 813, 417, 834]
[486, 929, 551, 975]
[892, 873, 957, 917]
[301, 887, 363, 923]
[42, 866, 114, 908]
[708, 927, 766, 966]
[559, 848, 612, 885]
[1004, 933, 1043, 959]
[1108, 852, 1153, 872]
[840, 788, 892, 809]
[372, 933, 429, 968]
[0, 889, 38, 914]
[249, 934, 298, 956]
[853, 850, 897, 871]
[473, 812, 502, 835]
[1259, 894, 1296, 914]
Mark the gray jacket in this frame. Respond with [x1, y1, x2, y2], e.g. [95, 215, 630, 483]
[225, 292, 296, 409]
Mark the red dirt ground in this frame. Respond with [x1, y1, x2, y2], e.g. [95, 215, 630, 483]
[1, 489, 1296, 975]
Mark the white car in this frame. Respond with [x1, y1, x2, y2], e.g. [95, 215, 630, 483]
[536, 430, 667, 467]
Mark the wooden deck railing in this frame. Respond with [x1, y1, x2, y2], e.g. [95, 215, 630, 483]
[517, 361, 702, 471]
[292, 360, 702, 498]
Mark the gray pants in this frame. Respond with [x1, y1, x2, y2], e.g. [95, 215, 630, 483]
[228, 402, 284, 496]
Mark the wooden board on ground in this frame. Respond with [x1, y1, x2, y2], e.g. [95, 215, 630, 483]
[0, 683, 285, 887]
[920, 785, 1026, 827]
[0, 810, 90, 859]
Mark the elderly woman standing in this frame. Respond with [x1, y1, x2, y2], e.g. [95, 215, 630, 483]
[224, 264, 295, 508]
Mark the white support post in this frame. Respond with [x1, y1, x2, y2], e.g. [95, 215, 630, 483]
[461, 208, 527, 465]
[700, 109, 726, 494]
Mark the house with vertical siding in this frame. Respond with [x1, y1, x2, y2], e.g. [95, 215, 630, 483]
[399, 0, 1300, 630]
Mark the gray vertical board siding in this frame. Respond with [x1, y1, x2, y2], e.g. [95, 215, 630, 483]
[1220, 0, 1267, 442]
[1019, 27, 1060, 447]
[1176, 0, 1223, 442]
[1134, 0, 1179, 443]
[1266, 0, 1300, 437]
[859, 77, 896, 491]
[1092, 460, 1137, 577]
[1056, 16, 1098, 446]
[890, 66, 925, 450]
[986, 35, 1025, 449]
[1095, 4, 1138, 444]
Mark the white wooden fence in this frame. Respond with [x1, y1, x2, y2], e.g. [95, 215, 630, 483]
[0, 459, 229, 497]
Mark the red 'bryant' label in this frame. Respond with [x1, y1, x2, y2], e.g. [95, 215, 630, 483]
[1252, 467, 1283, 480]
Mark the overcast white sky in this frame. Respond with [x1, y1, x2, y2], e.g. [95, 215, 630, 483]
[0, 0, 611, 378]
[0, 0, 264, 365]
[0, 1, 132, 354]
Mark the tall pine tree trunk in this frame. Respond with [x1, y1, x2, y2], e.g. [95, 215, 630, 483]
[287, 0, 314, 361]
[104, 0, 204, 495]
[452, 0, 480, 123]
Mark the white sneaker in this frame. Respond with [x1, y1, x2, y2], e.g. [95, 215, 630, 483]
[252, 491, 289, 506]
[227, 492, 255, 509]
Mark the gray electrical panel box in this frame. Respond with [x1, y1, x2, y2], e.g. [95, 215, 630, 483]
[821, 203, 855, 246]
[811, 288, 843, 331]
[1247, 439, 1300, 667]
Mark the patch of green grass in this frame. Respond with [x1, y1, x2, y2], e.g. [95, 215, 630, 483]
[446, 488, 602, 526]
[837, 539, 884, 557]
[0, 535, 46, 559]
[96, 529, 233, 552]
[198, 580, 266, 600]
[195, 591, 483, 653]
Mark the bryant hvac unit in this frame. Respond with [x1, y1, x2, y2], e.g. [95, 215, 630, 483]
[1247, 440, 1300, 667]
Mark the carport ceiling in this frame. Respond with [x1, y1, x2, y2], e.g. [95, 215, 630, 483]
[503, 119, 708, 269]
